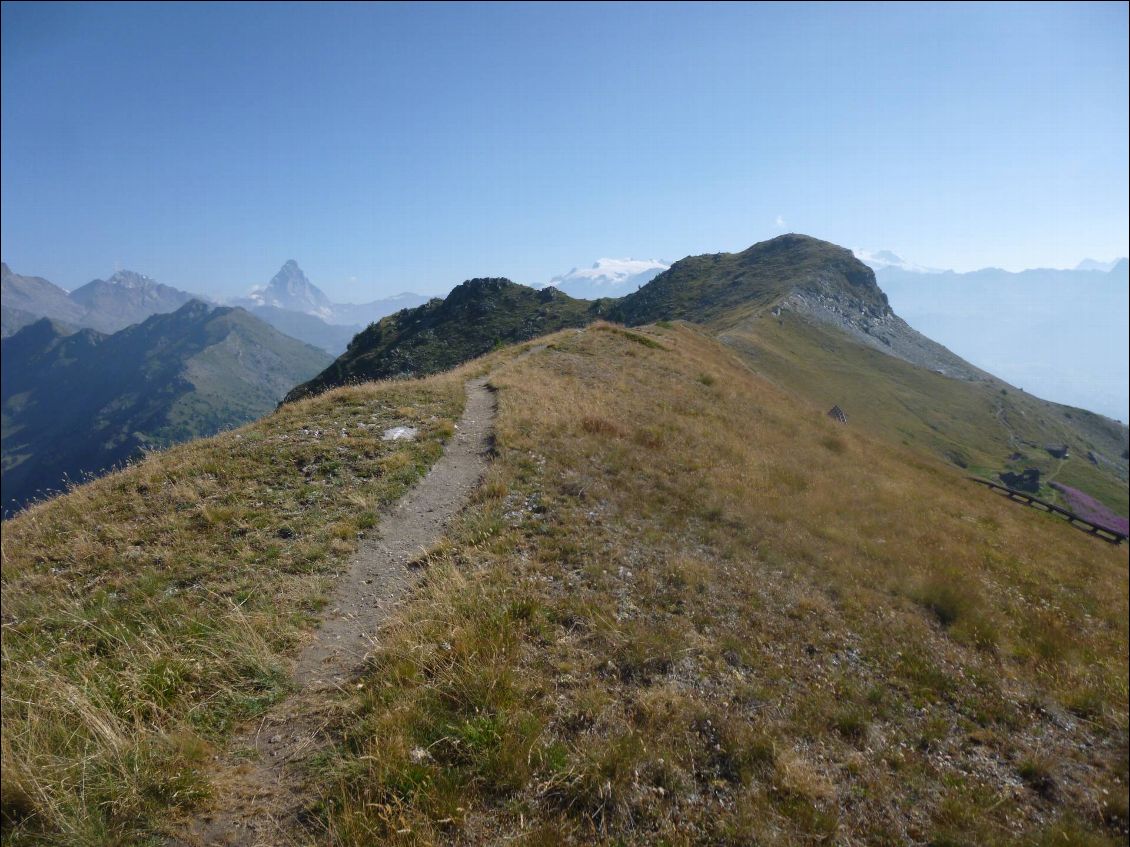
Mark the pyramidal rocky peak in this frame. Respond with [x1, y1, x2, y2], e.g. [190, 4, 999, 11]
[249, 260, 334, 318]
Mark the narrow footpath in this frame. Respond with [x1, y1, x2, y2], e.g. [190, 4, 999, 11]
[172, 375, 497, 846]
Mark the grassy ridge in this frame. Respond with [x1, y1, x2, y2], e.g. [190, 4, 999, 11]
[722, 313, 1129, 517]
[315, 323, 1127, 845]
[1, 376, 464, 845]
[3, 322, 1126, 845]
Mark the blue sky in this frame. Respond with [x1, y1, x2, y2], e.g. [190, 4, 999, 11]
[2, 1, 1127, 300]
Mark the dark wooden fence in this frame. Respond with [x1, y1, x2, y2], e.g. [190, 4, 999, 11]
[968, 477, 1127, 545]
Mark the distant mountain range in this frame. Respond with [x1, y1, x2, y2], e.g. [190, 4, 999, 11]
[1074, 258, 1124, 273]
[1, 301, 331, 512]
[853, 249, 1128, 276]
[855, 252, 1130, 421]
[1, 259, 432, 356]
[545, 258, 668, 300]
[1, 258, 434, 510]
[1, 263, 196, 335]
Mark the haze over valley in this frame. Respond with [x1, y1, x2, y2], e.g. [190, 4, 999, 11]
[857, 252, 1130, 422]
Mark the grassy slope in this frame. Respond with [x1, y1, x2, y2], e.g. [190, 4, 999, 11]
[3, 324, 1127, 845]
[313, 324, 1127, 845]
[720, 313, 1129, 517]
[1, 375, 466, 845]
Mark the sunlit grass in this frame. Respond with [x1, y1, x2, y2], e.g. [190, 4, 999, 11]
[3, 322, 1126, 845]
[316, 322, 1128, 845]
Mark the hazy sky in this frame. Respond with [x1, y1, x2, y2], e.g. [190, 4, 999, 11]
[2, 2, 1127, 301]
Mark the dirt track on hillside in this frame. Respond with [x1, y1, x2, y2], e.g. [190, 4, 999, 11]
[170, 375, 497, 846]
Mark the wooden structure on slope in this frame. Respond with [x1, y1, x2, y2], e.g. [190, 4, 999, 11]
[968, 477, 1127, 545]
[827, 405, 848, 424]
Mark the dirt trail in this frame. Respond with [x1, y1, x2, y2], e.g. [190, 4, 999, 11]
[172, 375, 498, 846]
[993, 397, 1020, 451]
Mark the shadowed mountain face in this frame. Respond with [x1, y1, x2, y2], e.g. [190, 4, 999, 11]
[1, 263, 83, 317]
[285, 278, 612, 401]
[1, 263, 86, 334]
[241, 305, 360, 356]
[65, 270, 199, 333]
[1, 301, 331, 512]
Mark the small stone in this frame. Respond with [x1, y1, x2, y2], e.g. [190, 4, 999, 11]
[382, 426, 418, 442]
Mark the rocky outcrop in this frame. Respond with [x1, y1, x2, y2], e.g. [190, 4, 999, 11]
[999, 468, 1041, 493]
[778, 289, 989, 382]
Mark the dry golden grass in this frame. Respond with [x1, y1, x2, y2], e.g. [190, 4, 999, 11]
[314, 323, 1127, 845]
[2, 324, 1126, 845]
[1, 375, 466, 845]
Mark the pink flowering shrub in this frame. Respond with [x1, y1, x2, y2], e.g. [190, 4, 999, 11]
[1050, 483, 1129, 535]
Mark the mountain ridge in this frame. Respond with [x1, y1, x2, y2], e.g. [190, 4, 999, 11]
[1, 301, 331, 511]
[285, 277, 611, 401]
[281, 233, 1128, 517]
[611, 234, 889, 327]
[1, 262, 202, 336]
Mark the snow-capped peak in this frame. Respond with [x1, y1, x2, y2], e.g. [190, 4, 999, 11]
[551, 258, 670, 286]
[852, 249, 942, 274]
[244, 260, 335, 319]
[546, 258, 669, 300]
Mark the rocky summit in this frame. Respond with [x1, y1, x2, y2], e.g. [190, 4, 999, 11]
[248, 259, 336, 318]
[285, 277, 610, 401]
